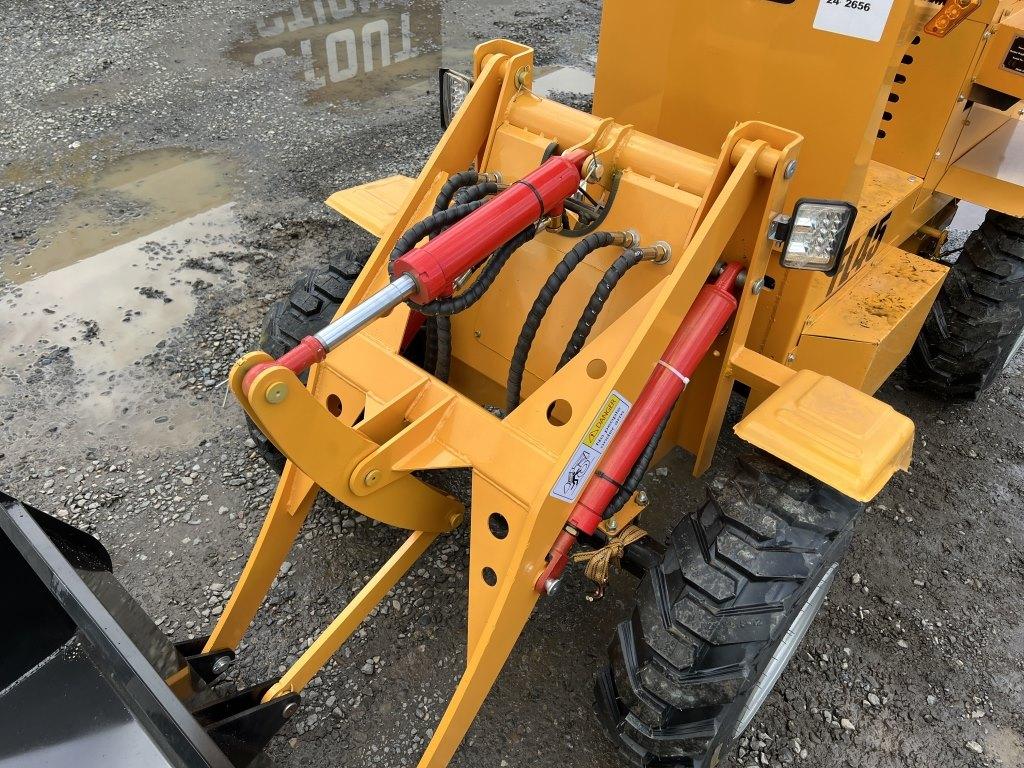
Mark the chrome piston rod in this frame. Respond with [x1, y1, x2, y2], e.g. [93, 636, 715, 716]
[313, 273, 419, 352]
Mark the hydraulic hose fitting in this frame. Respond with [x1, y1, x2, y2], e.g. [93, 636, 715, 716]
[609, 228, 641, 248]
[541, 216, 564, 233]
[478, 171, 503, 184]
[638, 241, 672, 265]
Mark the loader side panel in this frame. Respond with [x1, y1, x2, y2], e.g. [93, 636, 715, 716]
[595, 0, 921, 204]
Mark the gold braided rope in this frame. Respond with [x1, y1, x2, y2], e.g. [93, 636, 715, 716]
[571, 524, 647, 599]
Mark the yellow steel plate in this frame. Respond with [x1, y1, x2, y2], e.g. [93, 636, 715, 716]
[938, 117, 1024, 216]
[325, 175, 415, 237]
[735, 369, 914, 501]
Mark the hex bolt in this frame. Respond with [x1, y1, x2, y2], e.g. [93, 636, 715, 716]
[211, 656, 232, 675]
[282, 702, 299, 719]
[608, 518, 618, 532]
[784, 160, 798, 180]
[265, 382, 288, 404]
[364, 469, 381, 486]
[635, 490, 650, 507]
[751, 278, 765, 295]
[515, 66, 530, 88]
[651, 241, 672, 265]
[786, 353, 797, 363]
[544, 577, 562, 596]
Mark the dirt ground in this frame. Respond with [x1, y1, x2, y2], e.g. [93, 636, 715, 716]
[1, 2, 1022, 767]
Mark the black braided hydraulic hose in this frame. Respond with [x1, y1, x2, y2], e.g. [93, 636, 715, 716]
[555, 171, 622, 239]
[563, 197, 599, 224]
[433, 315, 453, 383]
[392, 196, 533, 380]
[556, 248, 646, 371]
[453, 181, 501, 207]
[432, 170, 479, 214]
[390, 200, 484, 382]
[431, 183, 506, 382]
[553, 247, 666, 519]
[389, 201, 486, 268]
[603, 410, 672, 519]
[423, 314, 439, 376]
[504, 231, 620, 413]
[426, 226, 534, 383]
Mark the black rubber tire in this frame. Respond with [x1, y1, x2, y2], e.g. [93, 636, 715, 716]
[595, 453, 862, 768]
[246, 251, 367, 473]
[908, 210, 1024, 398]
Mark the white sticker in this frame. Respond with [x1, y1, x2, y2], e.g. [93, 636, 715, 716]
[550, 390, 631, 503]
[813, 0, 896, 43]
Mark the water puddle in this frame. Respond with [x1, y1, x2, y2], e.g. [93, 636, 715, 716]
[0, 203, 243, 448]
[532, 66, 595, 99]
[227, 0, 442, 106]
[4, 148, 236, 284]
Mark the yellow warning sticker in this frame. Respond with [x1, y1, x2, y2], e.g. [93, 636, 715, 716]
[551, 390, 632, 503]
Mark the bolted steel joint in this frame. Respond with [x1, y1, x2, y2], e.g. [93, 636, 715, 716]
[265, 382, 289, 404]
[767, 214, 791, 244]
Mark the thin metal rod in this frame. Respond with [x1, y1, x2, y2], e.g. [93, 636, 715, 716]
[262, 529, 438, 701]
[314, 273, 418, 351]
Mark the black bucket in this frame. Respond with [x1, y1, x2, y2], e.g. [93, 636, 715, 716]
[0, 493, 294, 768]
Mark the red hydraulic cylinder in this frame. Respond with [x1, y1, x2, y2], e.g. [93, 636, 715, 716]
[392, 149, 589, 303]
[537, 262, 746, 594]
[242, 151, 589, 393]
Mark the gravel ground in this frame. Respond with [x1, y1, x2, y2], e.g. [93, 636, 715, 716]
[1, 2, 1022, 767]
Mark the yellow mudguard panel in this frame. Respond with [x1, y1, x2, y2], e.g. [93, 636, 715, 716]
[735, 369, 913, 502]
[325, 175, 416, 237]
[937, 118, 1024, 217]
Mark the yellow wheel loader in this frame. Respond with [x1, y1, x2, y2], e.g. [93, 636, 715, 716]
[5, 1, 1023, 767]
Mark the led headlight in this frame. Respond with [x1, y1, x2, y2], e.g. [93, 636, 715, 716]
[772, 199, 858, 276]
[439, 68, 474, 129]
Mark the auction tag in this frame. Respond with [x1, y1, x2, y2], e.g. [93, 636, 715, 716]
[550, 390, 631, 503]
[813, 0, 896, 42]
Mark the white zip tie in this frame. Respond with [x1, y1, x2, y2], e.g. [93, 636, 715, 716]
[657, 360, 690, 388]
